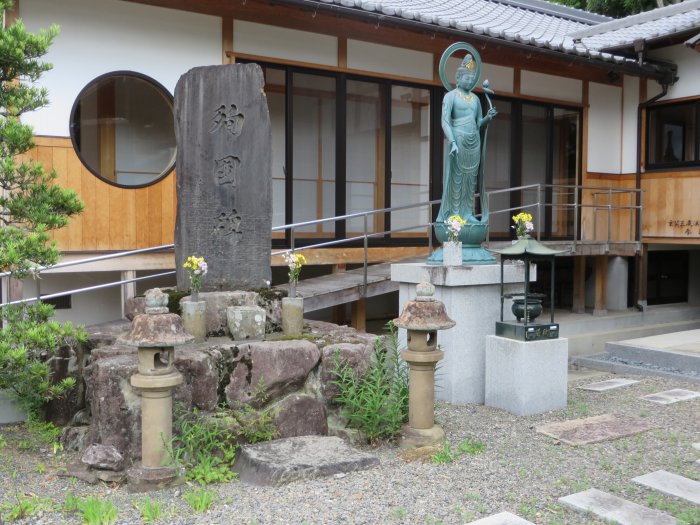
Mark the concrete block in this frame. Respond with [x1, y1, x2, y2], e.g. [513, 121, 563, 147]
[485, 335, 568, 416]
[227, 305, 266, 340]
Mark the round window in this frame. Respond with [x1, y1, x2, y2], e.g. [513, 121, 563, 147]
[70, 72, 176, 188]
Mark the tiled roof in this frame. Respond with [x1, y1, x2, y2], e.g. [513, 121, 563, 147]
[301, 0, 684, 74]
[570, 0, 700, 51]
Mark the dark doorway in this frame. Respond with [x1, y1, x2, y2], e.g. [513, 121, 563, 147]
[647, 251, 689, 305]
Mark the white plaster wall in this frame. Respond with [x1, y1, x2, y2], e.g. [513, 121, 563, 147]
[20, 0, 221, 137]
[650, 44, 700, 101]
[233, 20, 337, 67]
[23, 272, 122, 326]
[520, 70, 582, 104]
[347, 40, 433, 81]
[646, 79, 664, 99]
[445, 57, 514, 93]
[621, 75, 640, 174]
[587, 82, 623, 173]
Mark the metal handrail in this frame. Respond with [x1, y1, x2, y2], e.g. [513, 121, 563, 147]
[1, 183, 642, 308]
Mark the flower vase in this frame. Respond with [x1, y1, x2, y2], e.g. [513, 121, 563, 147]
[282, 296, 304, 337]
[181, 296, 206, 343]
[289, 281, 296, 299]
[443, 241, 463, 266]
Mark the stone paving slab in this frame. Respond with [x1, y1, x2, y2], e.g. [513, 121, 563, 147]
[632, 470, 700, 505]
[536, 414, 657, 445]
[466, 512, 534, 524]
[579, 378, 639, 391]
[559, 488, 676, 525]
[692, 442, 700, 451]
[233, 435, 379, 486]
[640, 388, 700, 404]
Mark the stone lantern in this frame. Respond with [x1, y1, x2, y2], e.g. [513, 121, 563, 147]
[119, 288, 193, 491]
[394, 282, 455, 449]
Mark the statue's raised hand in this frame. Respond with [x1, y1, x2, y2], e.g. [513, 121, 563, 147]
[486, 107, 498, 121]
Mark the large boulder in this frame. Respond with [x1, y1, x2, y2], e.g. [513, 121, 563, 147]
[225, 340, 321, 407]
[84, 346, 220, 459]
[272, 394, 328, 438]
[84, 354, 141, 459]
[318, 343, 373, 404]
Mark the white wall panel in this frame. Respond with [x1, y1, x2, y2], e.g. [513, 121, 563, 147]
[650, 45, 700, 101]
[588, 82, 622, 173]
[445, 57, 514, 93]
[21, 0, 221, 137]
[621, 75, 639, 174]
[233, 20, 337, 67]
[521, 70, 582, 103]
[347, 40, 433, 81]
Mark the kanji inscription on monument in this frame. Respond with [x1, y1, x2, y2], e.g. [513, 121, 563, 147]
[174, 64, 272, 290]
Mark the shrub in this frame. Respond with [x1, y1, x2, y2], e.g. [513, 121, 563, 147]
[332, 321, 408, 443]
[0, 301, 87, 416]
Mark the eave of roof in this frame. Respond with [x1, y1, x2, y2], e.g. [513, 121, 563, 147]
[273, 0, 676, 81]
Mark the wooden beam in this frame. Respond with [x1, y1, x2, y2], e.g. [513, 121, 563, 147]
[572, 256, 586, 314]
[222, 16, 233, 64]
[351, 298, 366, 332]
[593, 255, 607, 316]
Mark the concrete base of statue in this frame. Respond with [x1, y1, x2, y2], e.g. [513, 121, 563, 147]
[392, 262, 531, 404]
[485, 335, 568, 416]
[282, 297, 304, 337]
[181, 300, 207, 343]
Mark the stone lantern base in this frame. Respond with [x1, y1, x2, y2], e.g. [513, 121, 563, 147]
[126, 463, 184, 493]
[399, 424, 445, 450]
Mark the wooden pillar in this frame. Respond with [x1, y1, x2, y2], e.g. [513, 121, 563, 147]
[593, 255, 608, 316]
[635, 244, 648, 311]
[572, 256, 586, 314]
[122, 270, 137, 320]
[330, 264, 346, 325]
[351, 298, 366, 332]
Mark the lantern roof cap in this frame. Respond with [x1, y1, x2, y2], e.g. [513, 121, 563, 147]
[394, 282, 455, 331]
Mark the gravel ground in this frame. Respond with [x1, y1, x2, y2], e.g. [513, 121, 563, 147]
[1, 371, 699, 525]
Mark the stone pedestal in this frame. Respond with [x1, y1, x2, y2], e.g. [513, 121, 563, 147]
[227, 305, 266, 340]
[392, 262, 529, 404]
[485, 335, 568, 416]
[181, 300, 207, 342]
[281, 297, 304, 336]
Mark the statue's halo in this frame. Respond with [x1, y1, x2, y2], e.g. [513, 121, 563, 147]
[439, 42, 482, 92]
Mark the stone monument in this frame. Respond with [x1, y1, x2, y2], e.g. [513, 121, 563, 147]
[174, 64, 272, 291]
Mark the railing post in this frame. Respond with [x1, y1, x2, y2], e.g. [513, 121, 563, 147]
[629, 191, 634, 241]
[608, 188, 612, 243]
[573, 183, 579, 249]
[428, 203, 434, 256]
[638, 190, 644, 245]
[363, 214, 368, 298]
[536, 184, 542, 241]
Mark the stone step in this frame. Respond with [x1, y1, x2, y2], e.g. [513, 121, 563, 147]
[233, 435, 379, 486]
[559, 488, 676, 525]
[606, 339, 700, 374]
[579, 378, 639, 391]
[466, 512, 535, 524]
[632, 470, 700, 505]
[565, 315, 700, 356]
[572, 354, 700, 385]
[640, 388, 700, 405]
